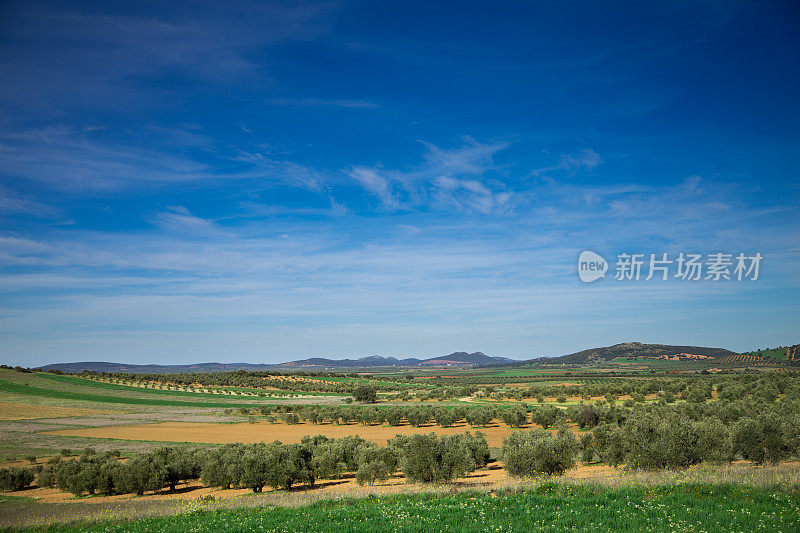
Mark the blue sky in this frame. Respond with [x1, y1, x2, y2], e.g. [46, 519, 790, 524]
[0, 1, 798, 365]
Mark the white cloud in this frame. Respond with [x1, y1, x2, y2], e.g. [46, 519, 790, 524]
[0, 186, 62, 219]
[531, 148, 603, 177]
[347, 167, 400, 209]
[347, 138, 516, 214]
[154, 206, 231, 237]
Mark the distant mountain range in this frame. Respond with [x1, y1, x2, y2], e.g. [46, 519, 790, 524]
[275, 352, 513, 368]
[38, 352, 514, 373]
[36, 362, 280, 374]
[37, 343, 773, 374]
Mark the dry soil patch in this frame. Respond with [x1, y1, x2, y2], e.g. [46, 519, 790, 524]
[45, 420, 540, 448]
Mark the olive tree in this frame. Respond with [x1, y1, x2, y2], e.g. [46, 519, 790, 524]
[502, 428, 577, 476]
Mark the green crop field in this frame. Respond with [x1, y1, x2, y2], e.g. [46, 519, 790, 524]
[15, 484, 799, 533]
[35, 374, 343, 397]
[0, 374, 281, 409]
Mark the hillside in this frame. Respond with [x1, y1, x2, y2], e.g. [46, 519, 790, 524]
[552, 342, 737, 364]
[279, 352, 512, 368]
[36, 362, 280, 374]
[37, 352, 513, 373]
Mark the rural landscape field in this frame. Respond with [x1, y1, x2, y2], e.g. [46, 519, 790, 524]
[0, 343, 799, 530]
[2, 1, 799, 531]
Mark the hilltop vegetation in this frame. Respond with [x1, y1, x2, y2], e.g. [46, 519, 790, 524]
[551, 342, 737, 364]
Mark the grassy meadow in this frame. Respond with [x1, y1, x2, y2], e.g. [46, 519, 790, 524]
[14, 484, 800, 533]
[0, 361, 799, 530]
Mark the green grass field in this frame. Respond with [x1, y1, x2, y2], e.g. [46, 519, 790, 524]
[0, 376, 277, 409]
[18, 484, 799, 533]
[36, 373, 343, 397]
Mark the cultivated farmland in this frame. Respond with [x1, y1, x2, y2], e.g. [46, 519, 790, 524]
[0, 361, 799, 530]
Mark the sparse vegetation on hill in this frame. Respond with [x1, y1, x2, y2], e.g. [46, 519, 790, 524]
[552, 342, 737, 364]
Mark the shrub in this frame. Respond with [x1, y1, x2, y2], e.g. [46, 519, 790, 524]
[239, 443, 272, 492]
[384, 407, 405, 426]
[576, 403, 599, 428]
[55, 457, 118, 497]
[0, 467, 35, 491]
[502, 428, 577, 476]
[501, 405, 528, 428]
[283, 412, 300, 425]
[390, 433, 479, 483]
[355, 446, 397, 486]
[353, 385, 378, 403]
[623, 412, 700, 470]
[262, 442, 315, 490]
[465, 407, 494, 427]
[37, 464, 58, 488]
[593, 424, 627, 467]
[434, 408, 459, 428]
[695, 417, 734, 464]
[201, 444, 245, 490]
[531, 405, 559, 429]
[460, 431, 490, 467]
[733, 418, 765, 464]
[149, 447, 201, 492]
[309, 436, 371, 480]
[579, 433, 596, 463]
[406, 407, 429, 427]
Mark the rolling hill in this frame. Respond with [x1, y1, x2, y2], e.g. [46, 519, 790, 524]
[551, 342, 737, 364]
[37, 352, 514, 373]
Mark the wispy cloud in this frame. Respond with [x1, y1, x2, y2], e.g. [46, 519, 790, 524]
[531, 148, 603, 177]
[237, 198, 350, 218]
[0, 124, 333, 193]
[0, 125, 210, 190]
[0, 185, 63, 220]
[347, 167, 400, 209]
[0, 2, 336, 110]
[346, 137, 517, 214]
[154, 206, 232, 237]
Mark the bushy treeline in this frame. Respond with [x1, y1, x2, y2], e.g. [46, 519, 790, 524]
[235, 404, 505, 428]
[68, 368, 799, 404]
[496, 375, 800, 476]
[74, 370, 417, 394]
[500, 402, 800, 477]
[581, 406, 800, 469]
[482, 373, 797, 403]
[31, 432, 490, 497]
[503, 428, 578, 476]
[36, 447, 202, 496]
[0, 467, 35, 491]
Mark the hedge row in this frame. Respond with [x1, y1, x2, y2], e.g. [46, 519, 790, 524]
[32, 432, 490, 497]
